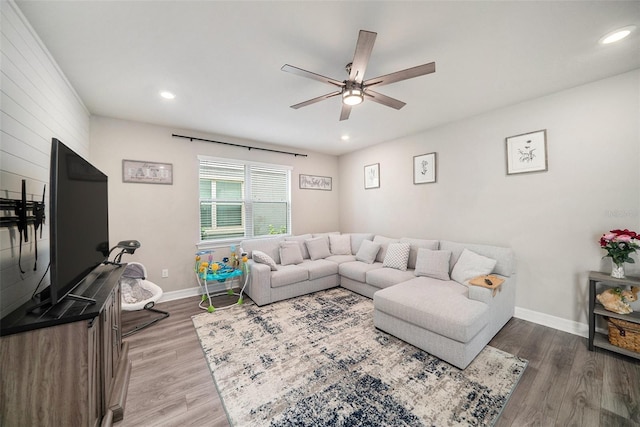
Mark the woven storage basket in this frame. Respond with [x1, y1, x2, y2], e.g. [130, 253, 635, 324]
[606, 317, 640, 353]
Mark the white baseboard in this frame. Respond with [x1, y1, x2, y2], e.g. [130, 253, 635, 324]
[160, 287, 592, 338]
[514, 306, 589, 338]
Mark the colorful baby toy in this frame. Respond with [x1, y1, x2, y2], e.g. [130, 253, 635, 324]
[194, 247, 249, 312]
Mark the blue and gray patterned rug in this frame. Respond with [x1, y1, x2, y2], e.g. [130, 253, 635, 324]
[192, 288, 527, 426]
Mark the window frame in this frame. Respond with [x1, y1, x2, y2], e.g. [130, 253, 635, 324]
[197, 155, 292, 249]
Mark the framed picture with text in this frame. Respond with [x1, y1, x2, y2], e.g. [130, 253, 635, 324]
[364, 163, 380, 189]
[505, 130, 548, 175]
[299, 174, 332, 190]
[413, 152, 437, 184]
[122, 159, 173, 184]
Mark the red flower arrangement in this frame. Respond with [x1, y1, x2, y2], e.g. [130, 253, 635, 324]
[599, 229, 640, 266]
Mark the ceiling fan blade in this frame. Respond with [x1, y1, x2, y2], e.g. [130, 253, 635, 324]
[281, 64, 345, 87]
[363, 62, 436, 88]
[349, 30, 377, 83]
[290, 91, 342, 109]
[364, 90, 406, 110]
[339, 104, 352, 121]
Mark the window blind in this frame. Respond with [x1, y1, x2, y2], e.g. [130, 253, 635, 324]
[198, 157, 291, 241]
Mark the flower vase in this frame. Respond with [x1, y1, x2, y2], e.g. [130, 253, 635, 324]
[611, 261, 625, 279]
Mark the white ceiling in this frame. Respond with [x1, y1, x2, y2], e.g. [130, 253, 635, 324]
[16, 1, 640, 156]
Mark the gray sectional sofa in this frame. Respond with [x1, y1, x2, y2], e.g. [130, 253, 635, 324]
[240, 232, 516, 369]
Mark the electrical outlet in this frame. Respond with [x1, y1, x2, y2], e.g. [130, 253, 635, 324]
[162, 269, 169, 278]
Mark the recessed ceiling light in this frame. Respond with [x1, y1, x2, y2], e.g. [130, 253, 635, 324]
[600, 26, 636, 45]
[341, 135, 350, 141]
[160, 91, 176, 99]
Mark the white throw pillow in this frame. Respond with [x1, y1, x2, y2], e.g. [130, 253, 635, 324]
[414, 248, 452, 280]
[279, 242, 303, 266]
[382, 242, 411, 271]
[329, 234, 352, 255]
[355, 239, 381, 264]
[305, 237, 332, 260]
[252, 250, 278, 271]
[284, 234, 312, 259]
[451, 248, 497, 284]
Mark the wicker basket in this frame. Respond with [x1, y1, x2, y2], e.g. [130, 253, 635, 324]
[606, 317, 640, 353]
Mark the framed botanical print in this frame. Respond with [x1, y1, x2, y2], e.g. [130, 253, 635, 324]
[505, 130, 548, 175]
[413, 152, 436, 184]
[364, 163, 380, 189]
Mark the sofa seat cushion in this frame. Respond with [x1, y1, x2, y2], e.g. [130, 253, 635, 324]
[325, 254, 357, 265]
[374, 278, 489, 343]
[300, 259, 339, 280]
[270, 265, 309, 288]
[366, 267, 415, 289]
[339, 261, 383, 282]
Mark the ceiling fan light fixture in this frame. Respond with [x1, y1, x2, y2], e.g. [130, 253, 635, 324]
[342, 88, 364, 106]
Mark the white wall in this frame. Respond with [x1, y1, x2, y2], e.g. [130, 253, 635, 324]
[90, 116, 340, 295]
[0, 1, 90, 317]
[339, 70, 640, 333]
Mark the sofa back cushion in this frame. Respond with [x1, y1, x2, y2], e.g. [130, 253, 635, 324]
[373, 235, 400, 263]
[348, 233, 375, 255]
[329, 234, 352, 255]
[400, 237, 439, 270]
[241, 236, 284, 264]
[312, 232, 340, 246]
[285, 234, 313, 259]
[439, 240, 515, 277]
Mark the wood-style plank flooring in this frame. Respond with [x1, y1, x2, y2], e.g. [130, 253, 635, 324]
[114, 294, 640, 427]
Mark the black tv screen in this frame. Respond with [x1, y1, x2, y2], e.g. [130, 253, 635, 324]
[48, 138, 109, 305]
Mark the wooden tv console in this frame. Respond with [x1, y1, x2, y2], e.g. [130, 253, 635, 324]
[0, 264, 131, 427]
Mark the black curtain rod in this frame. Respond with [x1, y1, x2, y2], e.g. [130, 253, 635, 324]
[172, 133, 308, 158]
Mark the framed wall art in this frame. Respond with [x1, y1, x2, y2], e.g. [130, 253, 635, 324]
[505, 129, 548, 175]
[123, 159, 173, 184]
[413, 152, 437, 184]
[299, 174, 332, 191]
[364, 163, 380, 189]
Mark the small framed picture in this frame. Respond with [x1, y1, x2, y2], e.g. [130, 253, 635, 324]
[364, 163, 380, 189]
[299, 174, 332, 191]
[505, 130, 548, 175]
[413, 152, 437, 184]
[123, 159, 173, 184]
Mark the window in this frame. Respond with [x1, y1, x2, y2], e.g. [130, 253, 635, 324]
[199, 157, 291, 242]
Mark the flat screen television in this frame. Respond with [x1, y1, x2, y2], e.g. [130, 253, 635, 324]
[46, 138, 109, 306]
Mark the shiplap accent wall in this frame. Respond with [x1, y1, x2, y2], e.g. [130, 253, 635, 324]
[0, 1, 90, 317]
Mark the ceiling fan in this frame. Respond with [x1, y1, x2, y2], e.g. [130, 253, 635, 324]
[281, 30, 436, 121]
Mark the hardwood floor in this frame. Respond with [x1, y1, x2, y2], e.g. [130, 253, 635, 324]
[114, 294, 640, 427]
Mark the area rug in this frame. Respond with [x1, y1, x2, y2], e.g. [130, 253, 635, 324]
[192, 288, 527, 426]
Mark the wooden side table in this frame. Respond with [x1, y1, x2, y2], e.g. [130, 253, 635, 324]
[588, 271, 640, 360]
